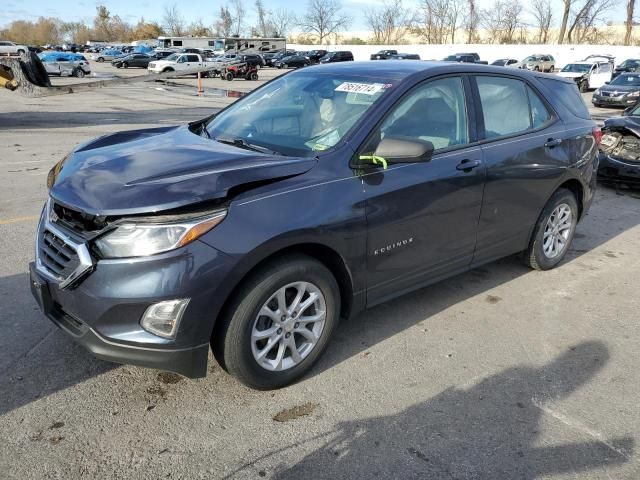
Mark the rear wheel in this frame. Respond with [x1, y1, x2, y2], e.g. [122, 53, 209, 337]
[97, 57, 104, 63]
[213, 255, 340, 389]
[523, 189, 578, 271]
[122, 62, 129, 68]
[73, 68, 85, 78]
[249, 72, 258, 80]
[225, 72, 234, 81]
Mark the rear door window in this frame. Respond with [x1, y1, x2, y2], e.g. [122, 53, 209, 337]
[476, 76, 532, 139]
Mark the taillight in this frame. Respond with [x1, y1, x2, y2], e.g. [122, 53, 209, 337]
[592, 126, 602, 146]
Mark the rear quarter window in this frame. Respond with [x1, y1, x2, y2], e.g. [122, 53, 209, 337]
[538, 78, 591, 120]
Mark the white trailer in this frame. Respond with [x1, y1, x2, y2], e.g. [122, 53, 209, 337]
[157, 36, 286, 55]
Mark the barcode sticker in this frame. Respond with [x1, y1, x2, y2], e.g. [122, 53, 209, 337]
[335, 82, 385, 95]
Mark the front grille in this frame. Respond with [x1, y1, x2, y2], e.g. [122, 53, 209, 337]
[35, 199, 94, 289]
[52, 201, 105, 235]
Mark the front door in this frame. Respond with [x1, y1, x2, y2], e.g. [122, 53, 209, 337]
[363, 76, 486, 305]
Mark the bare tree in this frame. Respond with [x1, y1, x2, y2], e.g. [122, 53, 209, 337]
[447, 0, 465, 42]
[413, 0, 450, 43]
[558, 0, 572, 43]
[230, 0, 246, 36]
[300, 0, 351, 44]
[625, 0, 635, 45]
[464, 0, 480, 43]
[162, 4, 186, 36]
[365, 0, 413, 44]
[566, 0, 619, 43]
[481, 0, 524, 44]
[531, 0, 553, 43]
[254, 0, 272, 37]
[271, 8, 295, 37]
[215, 6, 234, 37]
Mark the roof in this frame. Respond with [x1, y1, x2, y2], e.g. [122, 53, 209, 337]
[299, 60, 575, 84]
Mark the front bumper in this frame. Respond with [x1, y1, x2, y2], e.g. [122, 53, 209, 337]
[30, 229, 236, 378]
[592, 94, 638, 107]
[597, 153, 640, 185]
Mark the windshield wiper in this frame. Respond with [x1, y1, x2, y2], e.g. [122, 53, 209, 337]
[214, 136, 280, 155]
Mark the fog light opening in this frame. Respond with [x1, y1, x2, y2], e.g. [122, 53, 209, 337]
[141, 299, 190, 339]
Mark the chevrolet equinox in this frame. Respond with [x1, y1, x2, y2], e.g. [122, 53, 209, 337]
[30, 62, 600, 389]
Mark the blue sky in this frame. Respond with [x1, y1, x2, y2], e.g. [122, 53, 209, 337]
[2, 0, 626, 32]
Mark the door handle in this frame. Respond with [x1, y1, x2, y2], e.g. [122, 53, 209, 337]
[456, 159, 482, 171]
[544, 138, 563, 148]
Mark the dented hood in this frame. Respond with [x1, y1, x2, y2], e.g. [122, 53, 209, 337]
[48, 125, 317, 216]
[604, 116, 640, 137]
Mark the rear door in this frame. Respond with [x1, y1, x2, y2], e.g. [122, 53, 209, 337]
[364, 75, 486, 304]
[472, 74, 570, 263]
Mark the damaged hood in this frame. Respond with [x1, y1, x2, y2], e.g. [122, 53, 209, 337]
[48, 125, 317, 216]
[604, 116, 640, 137]
[557, 71, 586, 79]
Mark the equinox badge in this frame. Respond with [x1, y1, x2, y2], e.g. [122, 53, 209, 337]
[374, 238, 414, 256]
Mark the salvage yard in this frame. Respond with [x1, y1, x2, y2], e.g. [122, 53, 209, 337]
[1, 64, 640, 479]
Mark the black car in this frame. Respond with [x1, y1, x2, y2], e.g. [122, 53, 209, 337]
[319, 51, 354, 63]
[492, 58, 519, 67]
[307, 49, 328, 64]
[613, 58, 640, 79]
[592, 72, 640, 108]
[111, 53, 151, 69]
[31, 62, 599, 389]
[389, 53, 421, 60]
[598, 103, 640, 185]
[274, 54, 310, 69]
[238, 54, 265, 68]
[444, 53, 488, 64]
[370, 49, 398, 60]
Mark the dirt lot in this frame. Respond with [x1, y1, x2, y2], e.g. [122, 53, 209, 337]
[1, 63, 639, 479]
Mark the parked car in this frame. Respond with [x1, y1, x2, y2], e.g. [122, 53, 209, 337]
[443, 53, 487, 64]
[370, 49, 398, 60]
[262, 52, 278, 67]
[319, 51, 354, 63]
[38, 52, 91, 77]
[598, 103, 640, 185]
[32, 62, 599, 389]
[592, 72, 640, 108]
[274, 54, 310, 69]
[0, 40, 28, 56]
[89, 49, 122, 63]
[306, 49, 328, 64]
[28, 46, 44, 54]
[389, 53, 421, 60]
[520, 54, 555, 72]
[150, 50, 174, 60]
[112, 53, 152, 69]
[557, 61, 612, 92]
[491, 58, 519, 67]
[238, 54, 265, 68]
[148, 53, 216, 75]
[613, 58, 640, 79]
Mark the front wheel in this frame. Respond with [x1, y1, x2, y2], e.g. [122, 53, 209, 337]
[225, 72, 234, 81]
[249, 72, 258, 80]
[73, 68, 85, 78]
[213, 255, 340, 389]
[122, 62, 128, 68]
[523, 189, 578, 271]
[97, 57, 104, 63]
[579, 80, 589, 93]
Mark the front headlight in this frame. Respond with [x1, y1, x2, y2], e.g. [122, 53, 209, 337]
[94, 210, 226, 258]
[626, 91, 640, 97]
[594, 88, 601, 95]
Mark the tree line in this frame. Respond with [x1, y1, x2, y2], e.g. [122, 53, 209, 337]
[0, 0, 636, 46]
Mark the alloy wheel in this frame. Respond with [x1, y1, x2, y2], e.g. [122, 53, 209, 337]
[251, 281, 326, 372]
[543, 203, 573, 259]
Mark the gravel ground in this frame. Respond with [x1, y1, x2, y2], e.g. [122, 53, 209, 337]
[1, 64, 639, 479]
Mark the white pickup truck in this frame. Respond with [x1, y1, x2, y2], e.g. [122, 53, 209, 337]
[147, 53, 216, 75]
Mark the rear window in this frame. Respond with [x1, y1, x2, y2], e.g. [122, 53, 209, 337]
[538, 78, 591, 120]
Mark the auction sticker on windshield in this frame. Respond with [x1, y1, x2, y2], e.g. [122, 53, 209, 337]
[335, 82, 386, 95]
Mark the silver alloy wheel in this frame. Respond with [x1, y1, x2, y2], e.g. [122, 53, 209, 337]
[251, 281, 327, 372]
[543, 203, 573, 259]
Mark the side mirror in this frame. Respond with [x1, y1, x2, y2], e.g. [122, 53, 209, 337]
[374, 136, 434, 164]
[604, 81, 610, 85]
[356, 136, 434, 169]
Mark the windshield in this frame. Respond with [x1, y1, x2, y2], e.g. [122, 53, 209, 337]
[523, 56, 540, 62]
[205, 73, 393, 156]
[561, 64, 591, 73]
[164, 53, 179, 61]
[619, 59, 640, 69]
[611, 74, 640, 86]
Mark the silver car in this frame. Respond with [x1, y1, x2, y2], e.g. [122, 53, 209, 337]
[41, 54, 91, 78]
[520, 54, 555, 72]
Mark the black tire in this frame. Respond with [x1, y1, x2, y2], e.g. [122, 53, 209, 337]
[548, 66, 554, 73]
[163, 67, 174, 73]
[579, 80, 589, 93]
[534, 66, 540, 71]
[523, 189, 579, 271]
[213, 255, 341, 389]
[19, 51, 51, 87]
[73, 68, 85, 78]
[17, 49, 25, 55]
[225, 72, 234, 81]
[122, 62, 129, 68]
[249, 72, 258, 80]
[97, 57, 104, 63]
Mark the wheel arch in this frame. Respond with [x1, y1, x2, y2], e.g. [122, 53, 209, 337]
[211, 242, 356, 342]
[556, 178, 585, 219]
